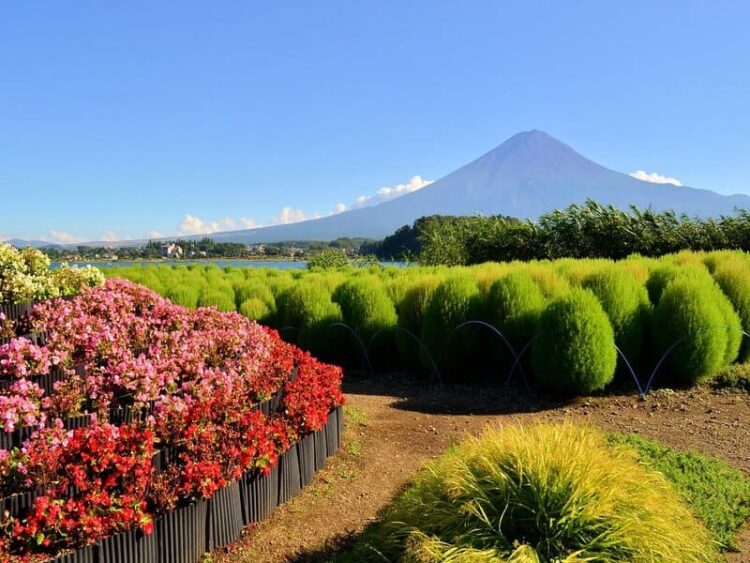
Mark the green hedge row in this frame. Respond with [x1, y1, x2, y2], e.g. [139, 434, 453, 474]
[108, 250, 750, 395]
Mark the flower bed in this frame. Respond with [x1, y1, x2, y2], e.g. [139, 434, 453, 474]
[0, 280, 345, 561]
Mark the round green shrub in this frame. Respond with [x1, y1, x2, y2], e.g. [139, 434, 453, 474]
[713, 263, 750, 362]
[279, 282, 342, 360]
[485, 272, 545, 352]
[196, 287, 235, 312]
[234, 279, 276, 314]
[239, 297, 271, 322]
[531, 288, 617, 395]
[582, 266, 651, 368]
[395, 276, 440, 373]
[421, 275, 482, 381]
[332, 277, 398, 369]
[371, 423, 716, 562]
[333, 277, 397, 339]
[646, 264, 713, 305]
[653, 279, 732, 385]
[164, 285, 199, 308]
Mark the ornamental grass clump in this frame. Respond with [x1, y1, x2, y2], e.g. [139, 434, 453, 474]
[653, 278, 738, 386]
[531, 288, 617, 395]
[374, 424, 717, 563]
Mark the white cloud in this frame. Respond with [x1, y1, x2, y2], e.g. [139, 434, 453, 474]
[45, 230, 85, 244]
[166, 173, 431, 238]
[147, 230, 164, 239]
[177, 214, 239, 236]
[0, 233, 9, 242]
[100, 230, 120, 242]
[270, 207, 306, 225]
[630, 170, 683, 186]
[355, 175, 433, 208]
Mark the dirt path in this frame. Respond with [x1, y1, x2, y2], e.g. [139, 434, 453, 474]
[216, 380, 750, 562]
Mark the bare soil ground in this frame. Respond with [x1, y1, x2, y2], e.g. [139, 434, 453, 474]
[216, 378, 750, 563]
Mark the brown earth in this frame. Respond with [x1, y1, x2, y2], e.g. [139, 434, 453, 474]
[215, 379, 750, 563]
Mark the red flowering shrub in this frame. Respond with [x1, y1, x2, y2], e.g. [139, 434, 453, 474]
[0, 279, 344, 560]
[282, 349, 345, 436]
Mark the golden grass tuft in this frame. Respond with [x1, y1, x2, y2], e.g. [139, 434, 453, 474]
[384, 423, 718, 562]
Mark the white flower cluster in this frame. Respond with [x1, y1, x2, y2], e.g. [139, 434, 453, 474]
[0, 243, 105, 304]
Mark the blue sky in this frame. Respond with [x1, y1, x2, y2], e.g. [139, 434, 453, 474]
[1, 1, 749, 243]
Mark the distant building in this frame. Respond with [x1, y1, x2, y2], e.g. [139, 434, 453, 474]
[160, 243, 183, 258]
[288, 247, 304, 258]
[247, 244, 266, 256]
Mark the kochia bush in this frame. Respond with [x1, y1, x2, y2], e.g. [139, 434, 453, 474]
[396, 276, 440, 373]
[332, 277, 398, 369]
[197, 287, 235, 312]
[239, 297, 272, 322]
[485, 272, 545, 363]
[713, 262, 750, 361]
[531, 289, 617, 395]
[421, 275, 481, 382]
[279, 282, 342, 361]
[653, 279, 735, 386]
[582, 267, 651, 368]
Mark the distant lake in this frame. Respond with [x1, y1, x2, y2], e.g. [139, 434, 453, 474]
[52, 260, 407, 270]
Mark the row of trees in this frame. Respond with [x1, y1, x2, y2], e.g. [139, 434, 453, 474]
[39, 237, 375, 261]
[369, 200, 750, 265]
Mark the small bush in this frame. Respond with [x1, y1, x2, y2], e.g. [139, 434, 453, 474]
[653, 279, 732, 385]
[234, 279, 276, 320]
[307, 248, 350, 269]
[332, 278, 398, 369]
[531, 288, 617, 395]
[239, 297, 271, 322]
[196, 287, 235, 312]
[713, 262, 750, 361]
[353, 424, 716, 562]
[713, 363, 750, 392]
[421, 275, 481, 381]
[396, 276, 440, 373]
[610, 433, 750, 550]
[520, 263, 570, 298]
[646, 264, 713, 304]
[582, 266, 651, 368]
[485, 272, 545, 365]
[280, 282, 342, 360]
[164, 285, 199, 308]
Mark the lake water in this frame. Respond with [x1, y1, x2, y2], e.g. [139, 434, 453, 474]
[52, 260, 407, 270]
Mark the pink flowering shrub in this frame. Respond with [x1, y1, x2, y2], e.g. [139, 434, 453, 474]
[0, 380, 45, 432]
[0, 279, 345, 561]
[0, 338, 51, 379]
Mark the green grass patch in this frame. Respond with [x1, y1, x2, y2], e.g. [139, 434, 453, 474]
[343, 405, 367, 427]
[712, 363, 750, 392]
[608, 433, 750, 550]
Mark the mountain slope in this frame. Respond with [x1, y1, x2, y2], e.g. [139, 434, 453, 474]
[204, 130, 750, 243]
[46, 130, 750, 247]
